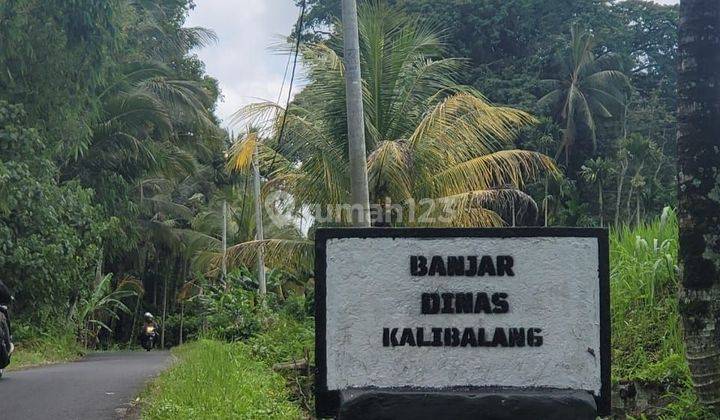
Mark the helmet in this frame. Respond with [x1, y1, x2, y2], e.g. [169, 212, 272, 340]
[144, 312, 154, 320]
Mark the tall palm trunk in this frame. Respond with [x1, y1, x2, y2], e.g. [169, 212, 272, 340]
[179, 301, 184, 346]
[598, 181, 604, 227]
[677, 0, 720, 411]
[161, 273, 167, 349]
[544, 176, 549, 227]
[615, 161, 627, 227]
[128, 295, 141, 348]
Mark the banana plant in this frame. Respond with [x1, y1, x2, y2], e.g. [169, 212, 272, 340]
[74, 274, 140, 349]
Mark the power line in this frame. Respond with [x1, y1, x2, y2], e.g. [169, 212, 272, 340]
[236, 1, 305, 246]
[267, 0, 306, 174]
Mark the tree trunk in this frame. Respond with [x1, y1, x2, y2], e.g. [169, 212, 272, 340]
[128, 295, 141, 349]
[342, 0, 371, 227]
[544, 176, 549, 227]
[179, 301, 184, 346]
[678, 0, 720, 411]
[615, 161, 627, 227]
[161, 274, 167, 349]
[598, 181, 604, 227]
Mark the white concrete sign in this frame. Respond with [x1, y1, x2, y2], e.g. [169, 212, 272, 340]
[315, 228, 610, 417]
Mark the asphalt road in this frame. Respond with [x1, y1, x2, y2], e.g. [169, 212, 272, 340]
[0, 351, 171, 420]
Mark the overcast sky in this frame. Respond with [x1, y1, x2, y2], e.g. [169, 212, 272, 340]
[187, 0, 679, 126]
[187, 0, 303, 127]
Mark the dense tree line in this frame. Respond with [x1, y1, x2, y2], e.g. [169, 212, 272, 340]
[0, 0, 682, 350]
[296, 0, 678, 227]
[0, 0, 235, 346]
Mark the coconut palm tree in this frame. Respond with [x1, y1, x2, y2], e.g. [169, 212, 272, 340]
[580, 157, 612, 227]
[234, 3, 556, 227]
[677, 1, 720, 410]
[538, 23, 629, 170]
[219, 3, 557, 273]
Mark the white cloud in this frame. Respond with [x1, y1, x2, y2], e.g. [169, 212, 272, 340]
[187, 0, 303, 128]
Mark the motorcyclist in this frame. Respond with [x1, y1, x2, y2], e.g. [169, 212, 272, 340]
[140, 312, 159, 347]
[0, 279, 14, 363]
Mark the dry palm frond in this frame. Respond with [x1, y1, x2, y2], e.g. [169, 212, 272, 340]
[195, 239, 313, 276]
[226, 132, 257, 173]
[117, 276, 145, 296]
[177, 280, 199, 302]
[441, 206, 505, 228]
[432, 150, 558, 195]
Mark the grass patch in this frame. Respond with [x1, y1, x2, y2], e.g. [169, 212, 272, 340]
[7, 331, 84, 371]
[246, 316, 315, 414]
[143, 339, 304, 419]
[611, 208, 709, 417]
[611, 208, 685, 383]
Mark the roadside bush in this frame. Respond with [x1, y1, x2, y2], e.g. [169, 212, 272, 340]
[7, 320, 84, 370]
[247, 315, 314, 367]
[198, 281, 270, 342]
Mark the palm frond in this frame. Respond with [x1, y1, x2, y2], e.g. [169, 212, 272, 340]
[194, 239, 313, 276]
[227, 132, 258, 173]
[432, 150, 559, 194]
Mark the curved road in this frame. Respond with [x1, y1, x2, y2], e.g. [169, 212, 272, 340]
[0, 351, 170, 420]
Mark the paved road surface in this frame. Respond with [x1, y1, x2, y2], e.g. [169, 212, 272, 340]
[0, 351, 170, 420]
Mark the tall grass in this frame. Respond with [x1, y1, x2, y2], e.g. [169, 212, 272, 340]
[143, 340, 303, 419]
[611, 207, 687, 383]
[610, 208, 712, 417]
[7, 323, 84, 371]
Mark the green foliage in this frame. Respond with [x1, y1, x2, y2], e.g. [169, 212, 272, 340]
[7, 322, 84, 371]
[197, 280, 270, 342]
[607, 209, 714, 416]
[0, 0, 122, 150]
[235, 2, 556, 242]
[538, 23, 630, 169]
[73, 274, 139, 348]
[299, 0, 679, 225]
[0, 102, 115, 316]
[611, 208, 686, 383]
[0, 0, 226, 346]
[246, 314, 314, 367]
[143, 340, 303, 419]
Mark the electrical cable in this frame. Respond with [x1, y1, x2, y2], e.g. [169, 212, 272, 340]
[266, 0, 306, 174]
[239, 0, 306, 238]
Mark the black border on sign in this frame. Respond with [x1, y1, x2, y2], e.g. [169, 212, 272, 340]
[314, 227, 611, 418]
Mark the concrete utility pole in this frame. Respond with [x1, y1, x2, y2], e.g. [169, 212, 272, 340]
[252, 145, 267, 295]
[342, 0, 371, 227]
[221, 200, 227, 281]
[677, 0, 720, 411]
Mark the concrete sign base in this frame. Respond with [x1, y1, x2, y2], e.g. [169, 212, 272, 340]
[337, 388, 597, 420]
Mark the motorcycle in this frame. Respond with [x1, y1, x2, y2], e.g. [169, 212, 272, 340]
[0, 304, 12, 378]
[140, 324, 157, 351]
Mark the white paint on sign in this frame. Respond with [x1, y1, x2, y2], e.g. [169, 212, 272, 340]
[324, 236, 602, 394]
